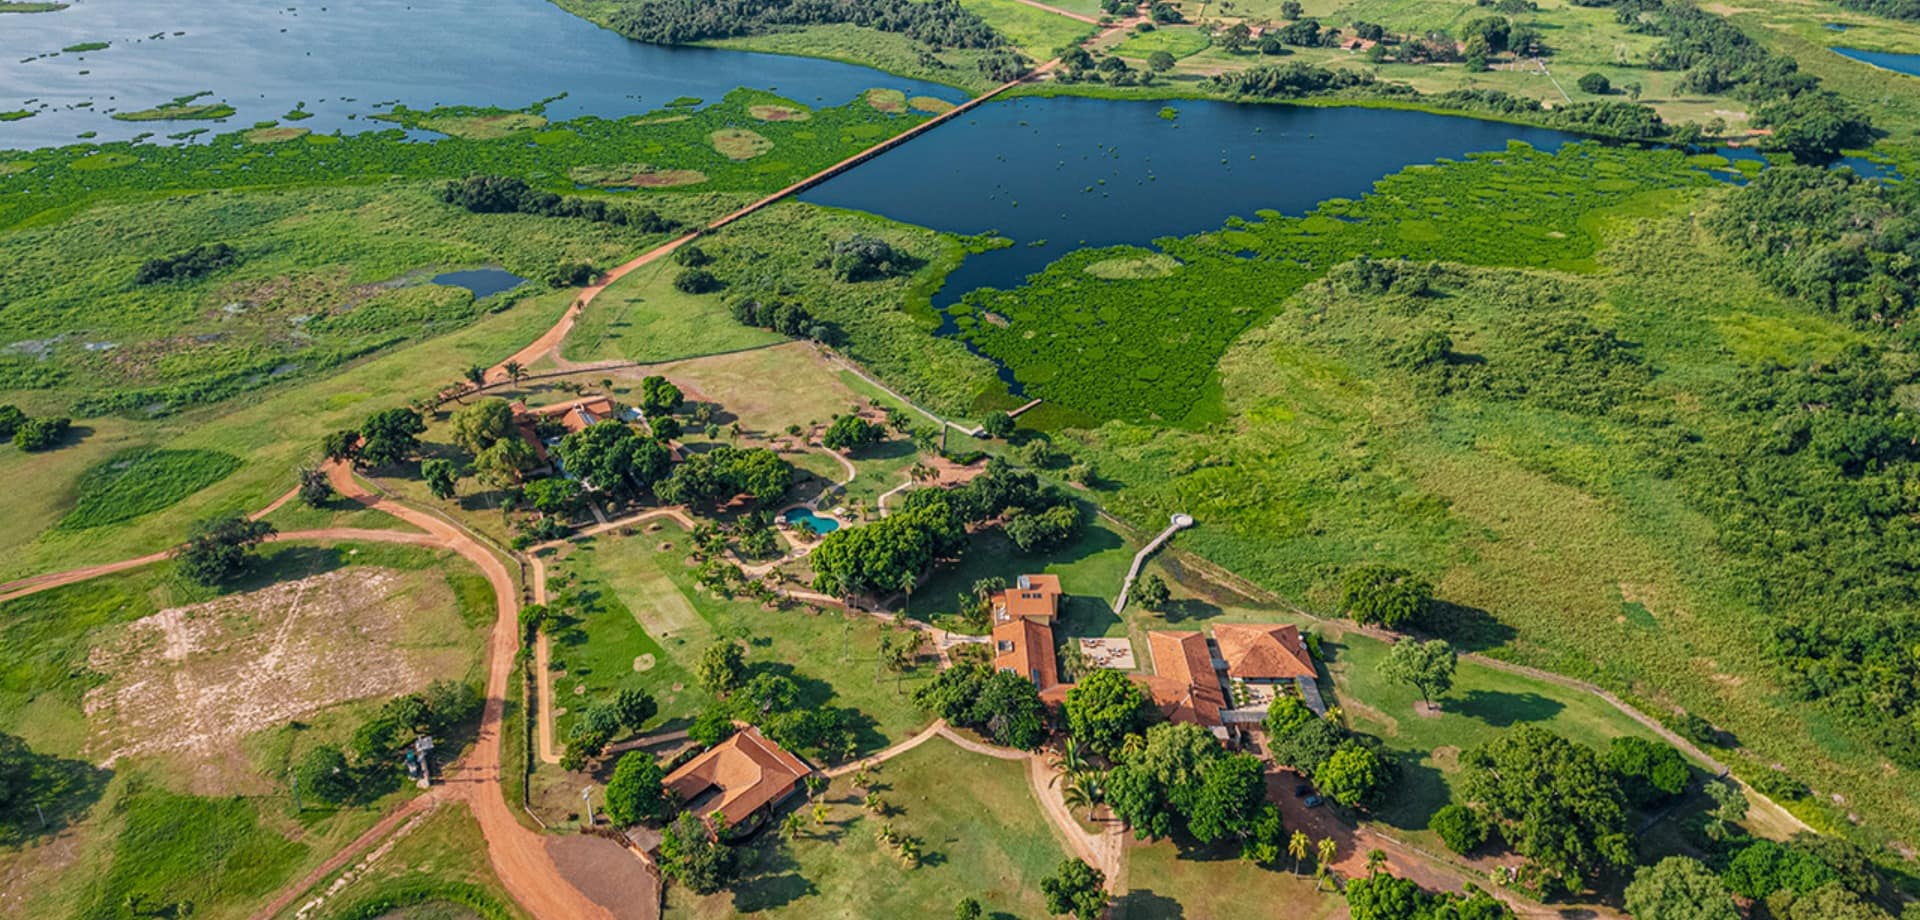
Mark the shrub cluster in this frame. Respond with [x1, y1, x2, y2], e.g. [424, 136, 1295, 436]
[134, 242, 238, 284]
[436, 174, 678, 231]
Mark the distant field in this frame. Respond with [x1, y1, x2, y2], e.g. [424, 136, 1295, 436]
[1112, 25, 1213, 59]
[958, 0, 1098, 55]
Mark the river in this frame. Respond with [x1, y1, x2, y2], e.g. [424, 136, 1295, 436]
[0, 0, 964, 148]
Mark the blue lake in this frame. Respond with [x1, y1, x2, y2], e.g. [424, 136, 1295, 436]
[433, 267, 527, 299]
[802, 97, 1582, 307]
[1832, 47, 1920, 76]
[0, 0, 965, 148]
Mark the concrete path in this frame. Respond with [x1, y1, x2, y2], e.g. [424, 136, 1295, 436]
[1112, 512, 1193, 614]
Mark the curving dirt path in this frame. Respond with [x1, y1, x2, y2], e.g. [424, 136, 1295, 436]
[488, 233, 699, 382]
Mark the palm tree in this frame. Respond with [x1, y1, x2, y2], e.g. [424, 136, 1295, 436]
[1316, 838, 1339, 890]
[1059, 641, 1093, 682]
[1049, 737, 1089, 776]
[504, 360, 525, 388]
[464, 364, 487, 389]
[812, 801, 830, 826]
[1061, 779, 1094, 821]
[864, 791, 886, 815]
[1288, 830, 1310, 875]
[1366, 848, 1387, 876]
[1119, 732, 1147, 761]
[897, 569, 916, 615]
[781, 810, 806, 842]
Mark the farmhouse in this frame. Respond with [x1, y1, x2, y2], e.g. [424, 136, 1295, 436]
[510, 396, 627, 470]
[991, 574, 1065, 696]
[1141, 624, 1324, 741]
[1142, 630, 1229, 740]
[662, 724, 813, 826]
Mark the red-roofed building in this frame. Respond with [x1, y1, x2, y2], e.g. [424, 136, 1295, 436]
[663, 724, 812, 826]
[1142, 631, 1229, 738]
[1213, 623, 1315, 680]
[992, 574, 1065, 692]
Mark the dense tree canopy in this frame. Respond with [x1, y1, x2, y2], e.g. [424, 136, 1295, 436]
[605, 751, 671, 826]
[1105, 722, 1269, 847]
[553, 420, 673, 496]
[1062, 669, 1150, 758]
[177, 516, 276, 586]
[1339, 565, 1433, 629]
[605, 0, 1004, 50]
[357, 407, 425, 468]
[910, 662, 1046, 749]
[1345, 872, 1512, 920]
[811, 493, 963, 597]
[1458, 725, 1631, 893]
[1624, 857, 1740, 920]
[656, 445, 793, 507]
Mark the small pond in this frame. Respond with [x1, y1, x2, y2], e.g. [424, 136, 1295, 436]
[782, 507, 841, 535]
[1832, 47, 1920, 76]
[433, 267, 526, 300]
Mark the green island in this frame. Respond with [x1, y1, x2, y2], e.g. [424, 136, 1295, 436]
[3, 0, 1920, 918]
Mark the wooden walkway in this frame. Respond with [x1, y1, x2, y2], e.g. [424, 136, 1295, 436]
[1113, 512, 1193, 613]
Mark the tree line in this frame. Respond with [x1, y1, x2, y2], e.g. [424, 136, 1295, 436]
[436, 174, 679, 231]
[602, 0, 1005, 51]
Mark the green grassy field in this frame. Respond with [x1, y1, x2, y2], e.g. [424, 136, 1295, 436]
[0, 541, 494, 920]
[543, 520, 935, 751]
[1112, 25, 1214, 60]
[1119, 837, 1344, 919]
[275, 803, 526, 920]
[564, 202, 1001, 418]
[667, 735, 1072, 919]
[957, 0, 1099, 56]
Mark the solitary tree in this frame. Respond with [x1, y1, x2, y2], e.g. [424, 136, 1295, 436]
[1148, 50, 1176, 72]
[1380, 639, 1456, 708]
[1339, 565, 1433, 629]
[1130, 573, 1171, 612]
[178, 516, 277, 587]
[981, 411, 1015, 439]
[1288, 829, 1311, 874]
[1039, 858, 1108, 920]
[698, 643, 746, 696]
[297, 467, 333, 508]
[659, 812, 733, 894]
[422, 458, 458, 500]
[604, 751, 671, 826]
[1315, 837, 1339, 890]
[1577, 72, 1612, 95]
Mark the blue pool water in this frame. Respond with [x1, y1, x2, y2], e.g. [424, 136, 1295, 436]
[433, 267, 526, 300]
[1832, 47, 1920, 76]
[783, 508, 841, 535]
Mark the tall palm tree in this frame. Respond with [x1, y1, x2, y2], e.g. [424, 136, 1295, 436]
[1061, 777, 1095, 821]
[464, 364, 487, 389]
[1288, 830, 1310, 874]
[781, 810, 806, 842]
[504, 360, 525, 388]
[1316, 838, 1339, 890]
[1050, 737, 1088, 777]
[1365, 848, 1387, 876]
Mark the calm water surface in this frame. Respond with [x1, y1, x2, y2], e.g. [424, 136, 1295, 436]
[802, 97, 1582, 306]
[433, 267, 526, 299]
[0, 0, 964, 148]
[1832, 47, 1920, 76]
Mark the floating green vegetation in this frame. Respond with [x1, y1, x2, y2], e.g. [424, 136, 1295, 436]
[709, 127, 773, 160]
[909, 96, 956, 114]
[282, 106, 313, 121]
[57, 448, 243, 530]
[0, 160, 32, 175]
[111, 92, 235, 123]
[0, 1, 69, 10]
[954, 142, 1713, 425]
[666, 96, 702, 108]
[1157, 106, 1178, 121]
[372, 105, 547, 140]
[866, 88, 908, 114]
[1084, 253, 1180, 279]
[61, 40, 107, 52]
[568, 162, 707, 188]
[0, 110, 32, 122]
[0, 87, 932, 231]
[748, 103, 810, 121]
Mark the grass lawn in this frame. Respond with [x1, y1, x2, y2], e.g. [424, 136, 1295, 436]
[1112, 26, 1214, 60]
[1119, 838, 1343, 919]
[667, 735, 1071, 919]
[559, 252, 786, 366]
[542, 520, 935, 754]
[904, 510, 1136, 636]
[957, 0, 1099, 57]
[271, 802, 526, 920]
[0, 283, 574, 583]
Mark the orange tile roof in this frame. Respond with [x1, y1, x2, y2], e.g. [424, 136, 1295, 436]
[663, 725, 811, 825]
[994, 616, 1059, 690]
[994, 574, 1062, 622]
[1144, 631, 1226, 727]
[1212, 623, 1316, 680]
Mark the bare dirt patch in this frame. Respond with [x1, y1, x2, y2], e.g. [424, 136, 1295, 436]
[866, 88, 908, 114]
[244, 126, 310, 144]
[568, 162, 708, 189]
[83, 566, 475, 792]
[708, 128, 773, 160]
[908, 96, 955, 114]
[748, 104, 810, 122]
[1414, 700, 1444, 719]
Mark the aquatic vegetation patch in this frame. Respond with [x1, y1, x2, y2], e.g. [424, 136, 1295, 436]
[749, 104, 810, 121]
[0, 1, 71, 10]
[568, 162, 707, 188]
[111, 92, 236, 123]
[61, 41, 108, 52]
[953, 142, 1712, 425]
[70, 151, 136, 170]
[909, 96, 956, 114]
[282, 107, 313, 121]
[0, 160, 32, 175]
[867, 88, 909, 114]
[372, 106, 548, 139]
[56, 447, 243, 530]
[1084, 252, 1180, 279]
[709, 127, 774, 159]
[0, 111, 32, 122]
[242, 126, 310, 144]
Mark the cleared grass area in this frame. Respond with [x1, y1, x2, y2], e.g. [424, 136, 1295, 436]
[1112, 26, 1213, 60]
[273, 802, 525, 920]
[907, 513, 1135, 636]
[55, 447, 241, 530]
[542, 520, 934, 752]
[957, 0, 1098, 56]
[1119, 837, 1343, 919]
[667, 735, 1071, 919]
[697, 24, 1002, 93]
[558, 255, 784, 365]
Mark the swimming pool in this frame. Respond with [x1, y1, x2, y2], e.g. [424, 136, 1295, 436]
[782, 508, 841, 535]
